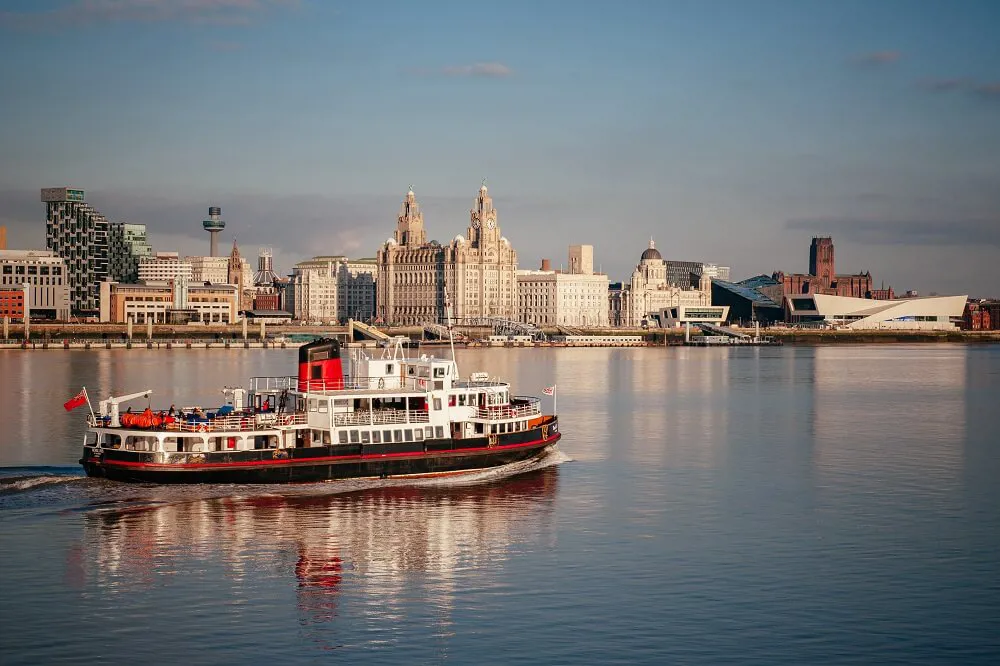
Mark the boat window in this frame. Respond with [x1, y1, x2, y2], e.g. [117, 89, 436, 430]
[85, 432, 99, 446]
[125, 435, 156, 451]
[434, 367, 445, 378]
[394, 429, 403, 442]
[104, 434, 122, 448]
[308, 399, 317, 412]
[361, 430, 370, 444]
[449, 395, 456, 407]
[386, 364, 394, 374]
[372, 431, 381, 443]
[433, 398, 442, 411]
[318, 400, 328, 413]
[350, 430, 360, 444]
[339, 430, 348, 444]
[405, 429, 413, 441]
[435, 426, 444, 439]
[407, 365, 415, 376]
[414, 429, 423, 441]
[334, 399, 349, 410]
[475, 423, 484, 435]
[424, 426, 433, 438]
[383, 430, 392, 443]
[163, 436, 178, 451]
[321, 430, 331, 445]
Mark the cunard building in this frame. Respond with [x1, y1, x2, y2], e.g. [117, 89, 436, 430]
[377, 185, 518, 326]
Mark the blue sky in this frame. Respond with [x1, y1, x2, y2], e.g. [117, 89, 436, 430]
[1, 0, 998, 295]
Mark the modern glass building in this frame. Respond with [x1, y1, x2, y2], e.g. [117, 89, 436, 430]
[108, 222, 153, 284]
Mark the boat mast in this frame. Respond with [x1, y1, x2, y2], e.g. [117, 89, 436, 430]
[445, 283, 459, 376]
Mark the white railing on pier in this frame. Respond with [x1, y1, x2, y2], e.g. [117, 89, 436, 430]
[333, 410, 431, 426]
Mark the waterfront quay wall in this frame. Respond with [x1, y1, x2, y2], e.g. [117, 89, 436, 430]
[1, 324, 997, 349]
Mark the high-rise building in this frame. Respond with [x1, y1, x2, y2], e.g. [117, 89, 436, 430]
[376, 185, 518, 325]
[108, 222, 152, 283]
[42, 187, 109, 314]
[518, 246, 609, 327]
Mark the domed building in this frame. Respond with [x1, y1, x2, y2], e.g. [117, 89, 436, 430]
[612, 239, 712, 327]
[376, 185, 518, 325]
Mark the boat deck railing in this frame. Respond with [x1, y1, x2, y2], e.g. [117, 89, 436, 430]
[333, 409, 431, 426]
[474, 397, 541, 420]
[90, 411, 308, 433]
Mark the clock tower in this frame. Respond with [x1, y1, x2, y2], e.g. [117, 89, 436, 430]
[468, 183, 500, 248]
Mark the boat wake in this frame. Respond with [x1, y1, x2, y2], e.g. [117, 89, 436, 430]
[0, 468, 86, 495]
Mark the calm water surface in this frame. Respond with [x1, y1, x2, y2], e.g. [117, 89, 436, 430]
[1, 345, 998, 664]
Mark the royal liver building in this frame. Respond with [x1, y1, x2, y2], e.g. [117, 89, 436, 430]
[377, 185, 518, 326]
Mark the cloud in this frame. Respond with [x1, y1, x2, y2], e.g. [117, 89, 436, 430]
[443, 62, 512, 78]
[973, 82, 1000, 99]
[786, 217, 1000, 247]
[0, 0, 298, 31]
[207, 39, 243, 51]
[918, 78, 970, 92]
[852, 51, 901, 66]
[408, 62, 512, 78]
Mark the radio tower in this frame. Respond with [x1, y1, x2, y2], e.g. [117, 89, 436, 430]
[202, 206, 225, 257]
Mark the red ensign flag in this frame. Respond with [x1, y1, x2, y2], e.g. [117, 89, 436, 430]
[64, 389, 87, 412]
[543, 386, 555, 396]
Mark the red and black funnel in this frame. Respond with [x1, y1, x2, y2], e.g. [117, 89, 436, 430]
[297, 338, 344, 392]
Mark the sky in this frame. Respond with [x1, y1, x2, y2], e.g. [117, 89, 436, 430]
[1, 0, 998, 295]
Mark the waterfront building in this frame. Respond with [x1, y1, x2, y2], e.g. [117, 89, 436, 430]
[99, 281, 239, 324]
[517, 247, 610, 327]
[773, 237, 879, 299]
[711, 277, 784, 326]
[376, 185, 518, 326]
[108, 222, 152, 283]
[663, 260, 731, 289]
[138, 252, 194, 283]
[962, 299, 1000, 331]
[0, 249, 71, 320]
[288, 255, 377, 323]
[785, 293, 967, 330]
[611, 239, 712, 327]
[251, 248, 284, 311]
[42, 187, 109, 314]
[0, 284, 29, 321]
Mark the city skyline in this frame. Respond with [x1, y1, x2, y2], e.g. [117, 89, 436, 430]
[1, 0, 998, 294]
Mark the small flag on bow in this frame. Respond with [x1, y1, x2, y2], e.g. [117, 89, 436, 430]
[542, 386, 555, 396]
[64, 388, 87, 412]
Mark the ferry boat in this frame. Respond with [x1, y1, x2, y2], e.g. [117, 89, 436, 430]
[79, 337, 560, 484]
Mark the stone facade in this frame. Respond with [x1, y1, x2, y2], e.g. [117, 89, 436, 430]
[612, 239, 712, 327]
[288, 256, 377, 323]
[99, 281, 238, 324]
[138, 252, 193, 283]
[518, 245, 609, 327]
[377, 186, 518, 325]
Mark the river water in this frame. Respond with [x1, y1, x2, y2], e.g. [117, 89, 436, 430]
[1, 345, 998, 664]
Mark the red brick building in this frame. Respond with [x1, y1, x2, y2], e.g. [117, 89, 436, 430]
[963, 300, 999, 330]
[0, 285, 28, 319]
[773, 237, 885, 299]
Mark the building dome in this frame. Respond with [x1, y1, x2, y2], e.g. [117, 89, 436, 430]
[640, 237, 662, 262]
[453, 234, 465, 244]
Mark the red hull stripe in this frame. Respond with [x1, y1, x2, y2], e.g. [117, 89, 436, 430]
[90, 433, 560, 470]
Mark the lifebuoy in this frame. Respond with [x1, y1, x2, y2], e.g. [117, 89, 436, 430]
[196, 423, 208, 433]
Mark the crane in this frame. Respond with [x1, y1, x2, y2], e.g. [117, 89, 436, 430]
[98, 390, 152, 427]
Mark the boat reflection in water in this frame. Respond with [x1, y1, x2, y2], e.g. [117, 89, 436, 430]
[79, 464, 560, 648]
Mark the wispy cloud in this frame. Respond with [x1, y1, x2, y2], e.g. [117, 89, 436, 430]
[0, 0, 298, 31]
[409, 62, 513, 79]
[786, 217, 1000, 247]
[916, 77, 1000, 103]
[852, 51, 901, 66]
[973, 82, 1000, 99]
[918, 78, 970, 92]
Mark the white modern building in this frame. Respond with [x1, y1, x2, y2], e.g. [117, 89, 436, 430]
[0, 249, 71, 320]
[517, 245, 610, 327]
[651, 305, 731, 328]
[138, 252, 194, 283]
[785, 293, 968, 330]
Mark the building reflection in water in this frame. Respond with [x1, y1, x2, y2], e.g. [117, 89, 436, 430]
[79, 467, 559, 644]
[811, 346, 966, 491]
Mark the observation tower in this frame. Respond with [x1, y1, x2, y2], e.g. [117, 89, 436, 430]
[202, 206, 225, 257]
